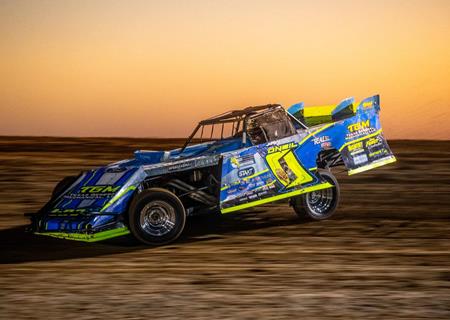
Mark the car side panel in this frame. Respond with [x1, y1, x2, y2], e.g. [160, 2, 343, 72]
[219, 133, 332, 213]
[219, 96, 395, 213]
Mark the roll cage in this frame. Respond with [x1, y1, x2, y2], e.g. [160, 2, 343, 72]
[181, 104, 308, 152]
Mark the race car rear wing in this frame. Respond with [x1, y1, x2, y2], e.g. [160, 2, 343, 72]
[288, 95, 396, 175]
[335, 95, 396, 175]
[288, 96, 377, 126]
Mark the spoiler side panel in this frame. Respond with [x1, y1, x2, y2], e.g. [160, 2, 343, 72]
[288, 95, 396, 176]
[336, 95, 396, 175]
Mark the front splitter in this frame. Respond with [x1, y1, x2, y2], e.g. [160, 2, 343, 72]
[35, 226, 130, 242]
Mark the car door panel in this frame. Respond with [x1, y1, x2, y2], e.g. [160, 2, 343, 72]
[219, 133, 331, 213]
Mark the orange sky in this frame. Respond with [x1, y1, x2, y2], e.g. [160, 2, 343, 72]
[1, 0, 449, 139]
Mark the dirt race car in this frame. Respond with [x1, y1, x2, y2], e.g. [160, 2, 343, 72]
[28, 95, 396, 245]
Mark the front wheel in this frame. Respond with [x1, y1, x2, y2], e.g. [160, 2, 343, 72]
[128, 188, 186, 245]
[290, 170, 340, 220]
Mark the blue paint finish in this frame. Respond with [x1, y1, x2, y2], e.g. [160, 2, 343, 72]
[220, 95, 394, 210]
[287, 102, 304, 115]
[34, 95, 395, 239]
[332, 97, 354, 116]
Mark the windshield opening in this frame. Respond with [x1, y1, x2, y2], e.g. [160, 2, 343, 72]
[247, 109, 296, 144]
[182, 119, 244, 150]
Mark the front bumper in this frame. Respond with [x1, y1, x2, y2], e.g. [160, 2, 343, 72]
[27, 212, 130, 242]
[34, 226, 130, 242]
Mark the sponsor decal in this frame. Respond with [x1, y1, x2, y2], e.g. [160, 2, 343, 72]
[348, 141, 363, 152]
[275, 168, 290, 184]
[80, 185, 121, 194]
[313, 135, 330, 145]
[365, 137, 381, 147]
[238, 167, 255, 179]
[369, 149, 389, 158]
[353, 154, 368, 165]
[230, 157, 239, 168]
[350, 148, 365, 155]
[345, 120, 376, 140]
[231, 154, 255, 168]
[348, 120, 370, 133]
[66, 185, 121, 199]
[362, 101, 373, 109]
[167, 160, 196, 172]
[247, 182, 256, 189]
[321, 141, 332, 149]
[50, 208, 87, 215]
[267, 142, 298, 154]
[255, 180, 265, 187]
[257, 191, 269, 197]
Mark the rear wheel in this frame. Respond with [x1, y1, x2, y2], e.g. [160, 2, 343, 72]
[129, 188, 186, 245]
[291, 170, 340, 220]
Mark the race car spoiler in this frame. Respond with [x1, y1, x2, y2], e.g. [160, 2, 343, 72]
[288, 95, 380, 126]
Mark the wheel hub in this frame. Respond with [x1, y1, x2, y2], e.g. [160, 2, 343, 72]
[306, 187, 334, 216]
[140, 200, 176, 236]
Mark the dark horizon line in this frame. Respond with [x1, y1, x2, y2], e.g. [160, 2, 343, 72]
[0, 134, 449, 142]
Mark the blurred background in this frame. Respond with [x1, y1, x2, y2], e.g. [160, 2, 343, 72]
[0, 0, 449, 139]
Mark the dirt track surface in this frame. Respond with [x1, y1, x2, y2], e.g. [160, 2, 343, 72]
[0, 137, 449, 319]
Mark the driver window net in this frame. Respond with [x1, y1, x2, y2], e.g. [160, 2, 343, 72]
[247, 110, 296, 144]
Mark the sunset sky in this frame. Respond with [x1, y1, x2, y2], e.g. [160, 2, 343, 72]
[1, 0, 449, 139]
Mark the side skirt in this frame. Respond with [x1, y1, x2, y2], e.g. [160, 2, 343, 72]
[220, 182, 333, 214]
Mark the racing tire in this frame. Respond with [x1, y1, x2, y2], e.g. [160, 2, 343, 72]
[290, 170, 340, 220]
[129, 188, 186, 245]
[52, 175, 78, 198]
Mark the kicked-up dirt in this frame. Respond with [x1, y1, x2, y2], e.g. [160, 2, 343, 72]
[0, 137, 449, 319]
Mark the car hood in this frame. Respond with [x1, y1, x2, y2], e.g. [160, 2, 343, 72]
[49, 166, 144, 216]
[46, 138, 244, 216]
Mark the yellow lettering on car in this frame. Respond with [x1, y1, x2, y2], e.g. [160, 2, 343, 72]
[365, 137, 379, 147]
[362, 101, 373, 109]
[267, 142, 298, 154]
[348, 142, 363, 152]
[80, 186, 92, 193]
[103, 186, 120, 193]
[80, 185, 120, 193]
[348, 120, 370, 132]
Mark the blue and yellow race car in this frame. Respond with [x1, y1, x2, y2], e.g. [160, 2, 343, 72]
[28, 95, 396, 245]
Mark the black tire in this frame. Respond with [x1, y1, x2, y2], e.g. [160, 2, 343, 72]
[128, 188, 186, 245]
[291, 170, 340, 220]
[52, 175, 78, 198]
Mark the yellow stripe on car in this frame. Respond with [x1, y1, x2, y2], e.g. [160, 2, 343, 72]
[100, 186, 137, 212]
[303, 105, 336, 117]
[220, 169, 269, 191]
[243, 168, 269, 181]
[299, 123, 335, 145]
[35, 227, 130, 242]
[348, 156, 397, 175]
[221, 182, 333, 214]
